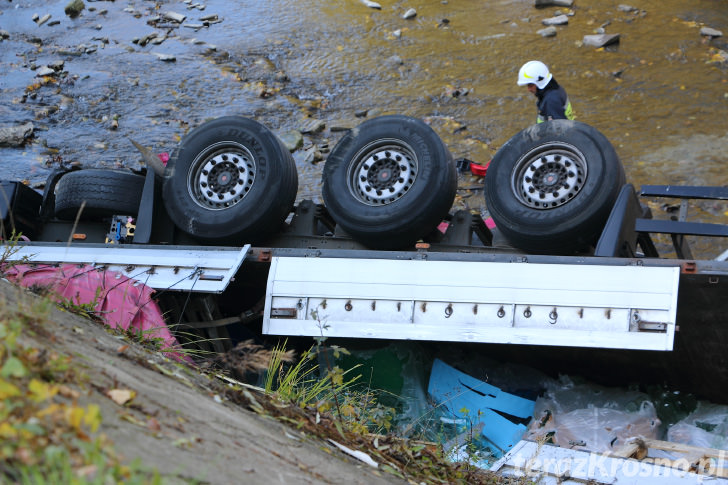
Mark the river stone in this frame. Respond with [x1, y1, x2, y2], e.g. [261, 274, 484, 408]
[701, 27, 723, 38]
[0, 30, 9, 40]
[37, 14, 52, 26]
[535, 0, 573, 7]
[538, 26, 557, 37]
[542, 15, 568, 26]
[617, 5, 638, 13]
[403, 8, 417, 19]
[0, 122, 34, 147]
[361, 0, 381, 9]
[154, 53, 176, 62]
[163, 11, 187, 23]
[583, 33, 620, 47]
[36, 66, 55, 77]
[278, 131, 303, 152]
[300, 118, 326, 134]
[303, 147, 324, 164]
[64, 0, 85, 18]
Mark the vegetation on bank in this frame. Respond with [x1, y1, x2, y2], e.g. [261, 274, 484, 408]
[0, 276, 524, 484]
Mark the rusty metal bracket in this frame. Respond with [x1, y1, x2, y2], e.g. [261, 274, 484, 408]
[681, 261, 697, 274]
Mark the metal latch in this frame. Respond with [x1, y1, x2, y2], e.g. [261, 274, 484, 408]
[271, 308, 297, 318]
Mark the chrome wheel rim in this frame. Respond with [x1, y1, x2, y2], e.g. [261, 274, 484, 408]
[347, 139, 418, 206]
[511, 142, 587, 209]
[188, 142, 256, 210]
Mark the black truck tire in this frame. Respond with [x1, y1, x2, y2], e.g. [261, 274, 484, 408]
[322, 115, 457, 249]
[162, 116, 298, 244]
[54, 169, 145, 220]
[484, 120, 625, 254]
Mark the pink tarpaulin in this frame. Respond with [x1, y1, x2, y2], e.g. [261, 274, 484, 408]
[4, 263, 189, 361]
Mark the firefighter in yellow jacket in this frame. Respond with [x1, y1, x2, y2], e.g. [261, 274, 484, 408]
[517, 60, 575, 123]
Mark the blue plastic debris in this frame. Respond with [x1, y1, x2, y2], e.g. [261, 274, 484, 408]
[427, 358, 535, 457]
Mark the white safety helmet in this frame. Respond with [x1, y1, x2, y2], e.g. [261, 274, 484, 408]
[517, 60, 552, 90]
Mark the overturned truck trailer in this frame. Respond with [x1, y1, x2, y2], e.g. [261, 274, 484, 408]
[2, 117, 727, 402]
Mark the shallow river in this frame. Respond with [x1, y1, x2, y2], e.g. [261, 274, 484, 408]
[1, 0, 727, 250]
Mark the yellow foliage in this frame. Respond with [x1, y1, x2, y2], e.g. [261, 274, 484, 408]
[84, 404, 101, 433]
[0, 421, 18, 438]
[0, 379, 21, 399]
[28, 379, 58, 402]
[66, 405, 85, 430]
[37, 402, 61, 419]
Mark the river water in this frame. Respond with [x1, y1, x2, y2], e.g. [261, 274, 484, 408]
[1, 0, 727, 254]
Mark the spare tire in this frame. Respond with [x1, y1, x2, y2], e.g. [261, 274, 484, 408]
[55, 169, 145, 220]
[162, 116, 298, 244]
[322, 115, 456, 249]
[484, 120, 625, 254]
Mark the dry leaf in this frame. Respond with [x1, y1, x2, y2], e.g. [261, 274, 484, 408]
[147, 417, 161, 432]
[107, 389, 135, 406]
[58, 385, 80, 399]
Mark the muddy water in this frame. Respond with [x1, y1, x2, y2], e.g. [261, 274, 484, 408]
[1, 0, 726, 254]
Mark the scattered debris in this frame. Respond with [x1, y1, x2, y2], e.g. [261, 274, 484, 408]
[328, 439, 379, 468]
[428, 359, 535, 458]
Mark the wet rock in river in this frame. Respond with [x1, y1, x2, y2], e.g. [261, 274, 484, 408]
[542, 15, 568, 26]
[64, 0, 85, 18]
[0, 122, 34, 147]
[403, 8, 417, 20]
[360, 0, 382, 10]
[701, 27, 723, 38]
[303, 146, 324, 164]
[535, 0, 573, 7]
[163, 11, 187, 24]
[37, 14, 52, 26]
[538, 26, 557, 37]
[386, 55, 404, 66]
[35, 66, 56, 77]
[279, 131, 303, 152]
[154, 53, 176, 62]
[617, 5, 638, 13]
[300, 118, 326, 134]
[136, 32, 160, 46]
[583, 33, 620, 47]
[0, 30, 9, 40]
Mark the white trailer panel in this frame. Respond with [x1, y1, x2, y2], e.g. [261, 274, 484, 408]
[263, 257, 680, 351]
